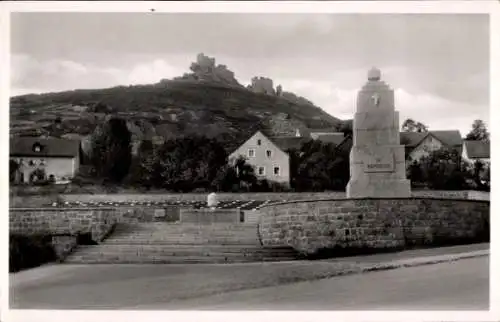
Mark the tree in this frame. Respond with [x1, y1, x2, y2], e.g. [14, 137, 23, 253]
[419, 147, 469, 190]
[125, 140, 156, 188]
[402, 118, 428, 133]
[406, 160, 424, 187]
[339, 120, 353, 137]
[90, 117, 132, 183]
[470, 159, 490, 191]
[465, 119, 489, 141]
[212, 156, 257, 192]
[10, 160, 20, 183]
[151, 136, 229, 192]
[288, 139, 350, 192]
[29, 168, 47, 184]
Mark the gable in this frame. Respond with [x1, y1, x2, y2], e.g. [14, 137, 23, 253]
[412, 134, 444, 152]
[229, 131, 289, 159]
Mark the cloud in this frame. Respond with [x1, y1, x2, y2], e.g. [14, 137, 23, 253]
[10, 54, 186, 94]
[274, 76, 488, 135]
[126, 59, 185, 85]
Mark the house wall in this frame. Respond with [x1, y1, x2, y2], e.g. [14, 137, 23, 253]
[11, 156, 78, 183]
[229, 131, 290, 186]
[409, 135, 444, 161]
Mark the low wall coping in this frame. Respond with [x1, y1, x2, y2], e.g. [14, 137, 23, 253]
[9, 207, 118, 212]
[259, 197, 490, 209]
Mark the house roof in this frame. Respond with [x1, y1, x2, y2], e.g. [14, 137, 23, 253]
[10, 137, 80, 158]
[315, 133, 346, 145]
[309, 129, 340, 141]
[464, 140, 490, 159]
[400, 130, 463, 147]
[268, 136, 311, 152]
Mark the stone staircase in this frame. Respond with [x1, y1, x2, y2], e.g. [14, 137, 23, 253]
[64, 222, 298, 264]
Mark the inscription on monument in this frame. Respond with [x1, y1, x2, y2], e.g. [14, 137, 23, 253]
[364, 154, 395, 173]
[365, 163, 393, 172]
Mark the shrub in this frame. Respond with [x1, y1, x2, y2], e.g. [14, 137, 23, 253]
[9, 234, 57, 272]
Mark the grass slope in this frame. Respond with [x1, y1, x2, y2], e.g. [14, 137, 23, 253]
[10, 80, 343, 145]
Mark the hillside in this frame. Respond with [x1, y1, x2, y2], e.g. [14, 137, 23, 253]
[9, 54, 344, 151]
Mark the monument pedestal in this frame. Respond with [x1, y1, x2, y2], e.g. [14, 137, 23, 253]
[347, 178, 411, 198]
[346, 68, 411, 198]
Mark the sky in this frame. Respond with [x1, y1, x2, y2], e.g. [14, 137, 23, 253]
[10, 12, 490, 136]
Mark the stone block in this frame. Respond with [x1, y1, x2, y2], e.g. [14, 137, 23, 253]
[353, 110, 397, 130]
[354, 128, 399, 146]
[347, 179, 411, 198]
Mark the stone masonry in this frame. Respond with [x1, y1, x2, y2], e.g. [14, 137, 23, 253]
[258, 198, 489, 255]
[347, 68, 411, 198]
[9, 208, 119, 243]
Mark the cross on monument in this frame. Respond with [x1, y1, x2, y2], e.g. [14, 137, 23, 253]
[371, 93, 380, 107]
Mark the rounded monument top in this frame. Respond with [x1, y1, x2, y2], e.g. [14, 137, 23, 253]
[367, 67, 381, 81]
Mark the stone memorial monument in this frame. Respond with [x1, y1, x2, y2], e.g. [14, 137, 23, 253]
[346, 67, 411, 198]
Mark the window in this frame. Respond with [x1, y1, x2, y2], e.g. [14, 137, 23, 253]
[248, 149, 255, 157]
[257, 139, 262, 146]
[273, 166, 280, 176]
[32, 143, 42, 153]
[258, 166, 265, 176]
[28, 160, 35, 166]
[40, 159, 46, 166]
[266, 150, 272, 158]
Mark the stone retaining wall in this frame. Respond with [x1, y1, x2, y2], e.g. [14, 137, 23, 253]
[10, 190, 489, 208]
[258, 198, 489, 255]
[58, 190, 489, 204]
[180, 208, 243, 224]
[115, 206, 180, 223]
[9, 208, 119, 243]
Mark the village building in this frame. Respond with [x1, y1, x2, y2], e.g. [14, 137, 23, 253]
[10, 137, 81, 184]
[229, 128, 466, 187]
[462, 140, 490, 165]
[228, 129, 349, 187]
[400, 130, 463, 161]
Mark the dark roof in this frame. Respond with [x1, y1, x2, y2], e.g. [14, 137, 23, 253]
[315, 133, 345, 145]
[335, 135, 353, 155]
[309, 127, 339, 134]
[464, 140, 490, 159]
[400, 130, 462, 147]
[10, 137, 80, 158]
[269, 136, 311, 152]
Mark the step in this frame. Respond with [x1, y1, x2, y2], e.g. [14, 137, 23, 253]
[107, 234, 260, 241]
[105, 238, 261, 246]
[67, 253, 297, 261]
[72, 245, 295, 255]
[114, 223, 259, 229]
[109, 231, 259, 237]
[64, 256, 297, 264]
[110, 230, 259, 237]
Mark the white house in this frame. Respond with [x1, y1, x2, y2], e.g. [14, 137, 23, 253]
[228, 131, 309, 187]
[10, 137, 81, 184]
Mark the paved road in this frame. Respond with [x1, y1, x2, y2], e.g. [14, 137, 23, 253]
[10, 245, 489, 310]
[155, 257, 490, 310]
